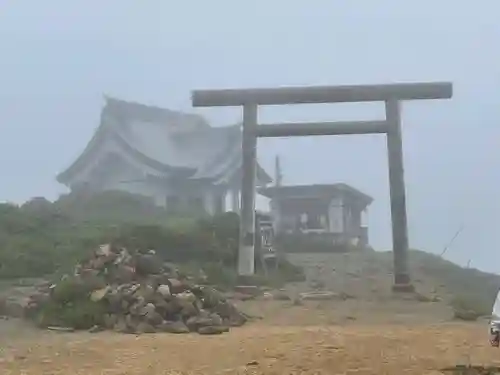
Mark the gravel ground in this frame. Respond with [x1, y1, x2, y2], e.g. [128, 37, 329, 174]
[0, 251, 496, 374]
[0, 300, 496, 375]
[0, 320, 497, 375]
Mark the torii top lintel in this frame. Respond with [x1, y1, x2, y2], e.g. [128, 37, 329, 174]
[191, 82, 453, 107]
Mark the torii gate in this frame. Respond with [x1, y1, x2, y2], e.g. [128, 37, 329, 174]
[192, 82, 453, 291]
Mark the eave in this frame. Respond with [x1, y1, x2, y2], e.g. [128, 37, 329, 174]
[56, 120, 191, 185]
[258, 183, 373, 207]
[210, 153, 272, 186]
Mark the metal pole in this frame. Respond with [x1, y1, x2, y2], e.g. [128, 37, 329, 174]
[238, 104, 258, 276]
[385, 99, 413, 291]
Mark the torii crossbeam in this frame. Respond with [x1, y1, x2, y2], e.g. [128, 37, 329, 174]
[192, 82, 453, 292]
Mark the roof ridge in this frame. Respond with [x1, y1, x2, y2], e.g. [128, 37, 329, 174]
[103, 95, 189, 115]
[258, 184, 373, 204]
[103, 96, 211, 128]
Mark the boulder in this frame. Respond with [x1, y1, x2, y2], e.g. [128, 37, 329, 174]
[159, 320, 189, 334]
[113, 317, 130, 333]
[134, 285, 155, 303]
[109, 265, 135, 284]
[134, 254, 163, 275]
[157, 284, 171, 298]
[167, 279, 187, 294]
[214, 301, 247, 327]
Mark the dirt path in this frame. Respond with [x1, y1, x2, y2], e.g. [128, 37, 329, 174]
[1, 322, 498, 375]
[0, 250, 497, 375]
[0, 296, 497, 375]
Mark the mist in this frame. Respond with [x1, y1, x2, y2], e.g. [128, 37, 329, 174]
[1, 0, 499, 271]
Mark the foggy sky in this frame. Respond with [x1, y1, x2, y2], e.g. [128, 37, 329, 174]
[1, 1, 499, 272]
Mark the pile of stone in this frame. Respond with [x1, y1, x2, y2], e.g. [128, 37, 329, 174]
[25, 244, 248, 335]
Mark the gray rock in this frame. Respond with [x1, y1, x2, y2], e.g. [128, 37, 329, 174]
[135, 254, 163, 275]
[47, 326, 75, 332]
[136, 321, 156, 334]
[200, 287, 224, 308]
[135, 285, 155, 303]
[208, 313, 223, 326]
[272, 291, 291, 301]
[157, 284, 171, 297]
[176, 291, 196, 303]
[109, 265, 135, 284]
[120, 299, 130, 311]
[125, 314, 139, 330]
[159, 320, 190, 334]
[88, 325, 104, 333]
[146, 311, 163, 326]
[186, 312, 223, 332]
[167, 279, 187, 294]
[180, 303, 198, 319]
[162, 299, 183, 318]
[90, 286, 110, 302]
[103, 314, 118, 329]
[153, 297, 173, 317]
[175, 293, 198, 318]
[140, 302, 156, 317]
[126, 283, 141, 296]
[214, 301, 247, 327]
[129, 297, 146, 316]
[198, 326, 228, 335]
[299, 291, 337, 301]
[113, 318, 130, 333]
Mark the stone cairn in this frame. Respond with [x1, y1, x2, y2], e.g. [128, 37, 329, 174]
[26, 244, 248, 335]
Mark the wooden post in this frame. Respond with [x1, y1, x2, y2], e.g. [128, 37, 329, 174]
[385, 99, 413, 291]
[238, 104, 258, 276]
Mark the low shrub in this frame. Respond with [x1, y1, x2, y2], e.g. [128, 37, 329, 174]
[36, 298, 107, 329]
[0, 191, 302, 288]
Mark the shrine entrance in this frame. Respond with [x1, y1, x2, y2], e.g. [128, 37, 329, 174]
[192, 82, 452, 291]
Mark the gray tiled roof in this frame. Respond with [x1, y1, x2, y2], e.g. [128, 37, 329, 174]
[57, 97, 271, 185]
[258, 184, 373, 206]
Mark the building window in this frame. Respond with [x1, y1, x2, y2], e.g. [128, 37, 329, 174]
[305, 214, 321, 230]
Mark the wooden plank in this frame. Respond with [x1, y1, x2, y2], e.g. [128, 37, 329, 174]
[256, 120, 388, 137]
[192, 82, 453, 106]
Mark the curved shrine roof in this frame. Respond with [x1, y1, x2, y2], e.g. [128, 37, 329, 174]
[57, 97, 271, 185]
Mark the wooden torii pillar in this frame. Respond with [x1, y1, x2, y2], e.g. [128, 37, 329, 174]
[192, 82, 453, 292]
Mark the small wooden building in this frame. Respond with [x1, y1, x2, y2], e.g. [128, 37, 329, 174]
[258, 184, 373, 248]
